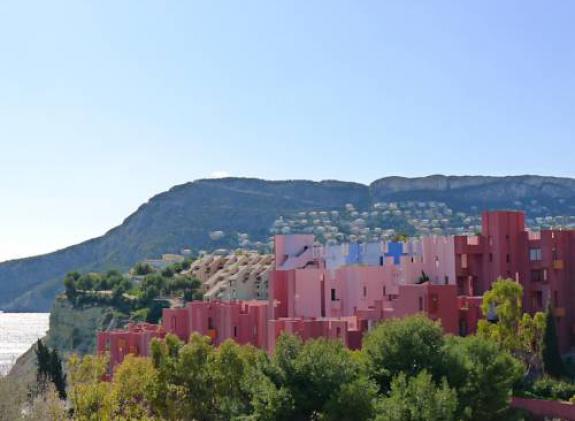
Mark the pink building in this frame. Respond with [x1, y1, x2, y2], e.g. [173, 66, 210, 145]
[162, 300, 269, 348]
[97, 323, 166, 380]
[268, 317, 363, 351]
[99, 223, 488, 375]
[266, 234, 467, 351]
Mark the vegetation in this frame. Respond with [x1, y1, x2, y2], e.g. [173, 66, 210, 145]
[58, 315, 529, 421]
[374, 371, 458, 421]
[542, 304, 565, 378]
[63, 259, 201, 324]
[3, 278, 572, 419]
[477, 278, 547, 373]
[35, 339, 67, 400]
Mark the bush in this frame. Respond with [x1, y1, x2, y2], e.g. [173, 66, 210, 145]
[520, 377, 575, 401]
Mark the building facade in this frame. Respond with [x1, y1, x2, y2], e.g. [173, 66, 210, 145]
[98, 210, 575, 375]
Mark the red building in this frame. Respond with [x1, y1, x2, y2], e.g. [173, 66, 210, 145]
[455, 211, 575, 352]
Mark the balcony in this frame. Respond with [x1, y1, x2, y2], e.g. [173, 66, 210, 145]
[528, 231, 542, 241]
[553, 260, 565, 270]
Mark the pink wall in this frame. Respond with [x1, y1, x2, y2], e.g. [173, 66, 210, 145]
[97, 323, 165, 378]
[267, 317, 357, 353]
[274, 234, 316, 270]
[292, 268, 324, 318]
[420, 236, 457, 285]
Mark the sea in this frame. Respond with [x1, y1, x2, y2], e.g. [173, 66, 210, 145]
[0, 313, 50, 376]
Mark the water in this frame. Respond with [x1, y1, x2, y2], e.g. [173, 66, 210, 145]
[0, 313, 50, 375]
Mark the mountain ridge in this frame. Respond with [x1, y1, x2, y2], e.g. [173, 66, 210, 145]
[3, 174, 575, 312]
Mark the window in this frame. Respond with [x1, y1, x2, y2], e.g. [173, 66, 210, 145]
[430, 293, 439, 313]
[506, 254, 511, 263]
[489, 253, 493, 262]
[208, 317, 214, 330]
[383, 286, 386, 296]
[459, 319, 468, 337]
[530, 291, 543, 309]
[363, 286, 367, 297]
[529, 248, 542, 261]
[554, 291, 559, 306]
[336, 327, 341, 338]
[418, 296, 424, 311]
[331, 288, 337, 301]
[531, 269, 544, 282]
[461, 254, 468, 269]
[234, 326, 238, 337]
[118, 338, 127, 354]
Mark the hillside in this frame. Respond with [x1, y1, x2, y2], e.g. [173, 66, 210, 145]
[2, 175, 575, 312]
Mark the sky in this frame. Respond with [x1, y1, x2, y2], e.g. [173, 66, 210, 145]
[0, 1, 574, 262]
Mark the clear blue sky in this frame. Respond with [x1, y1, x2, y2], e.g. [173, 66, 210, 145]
[1, 1, 574, 262]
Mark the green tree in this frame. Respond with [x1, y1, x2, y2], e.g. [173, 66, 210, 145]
[133, 262, 154, 276]
[150, 333, 217, 420]
[35, 340, 66, 400]
[48, 348, 67, 400]
[210, 340, 265, 419]
[35, 339, 51, 388]
[68, 353, 112, 421]
[374, 371, 458, 421]
[477, 278, 524, 352]
[110, 355, 158, 420]
[519, 311, 545, 373]
[322, 375, 377, 421]
[161, 266, 175, 278]
[63, 272, 80, 301]
[444, 335, 523, 420]
[270, 334, 373, 421]
[542, 304, 565, 378]
[362, 315, 446, 392]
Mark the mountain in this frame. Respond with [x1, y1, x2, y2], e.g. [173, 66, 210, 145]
[2, 175, 575, 312]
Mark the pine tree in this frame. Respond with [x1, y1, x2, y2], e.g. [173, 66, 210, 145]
[542, 304, 565, 378]
[34, 339, 50, 389]
[49, 349, 67, 400]
[34, 339, 67, 399]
